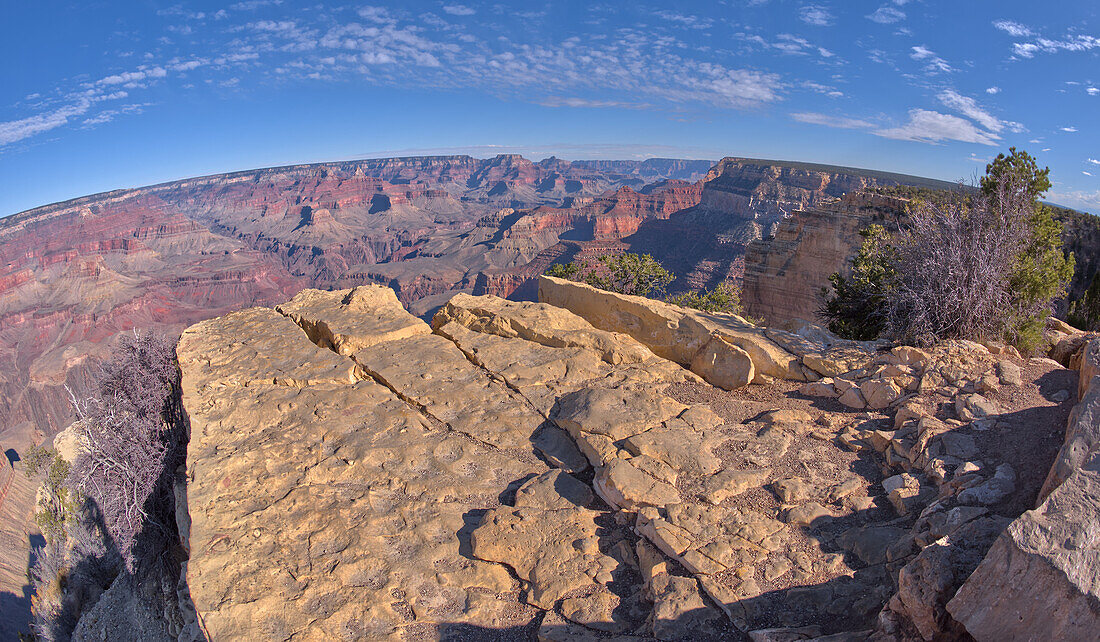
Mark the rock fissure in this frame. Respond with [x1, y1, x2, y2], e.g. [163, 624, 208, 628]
[175, 284, 1095, 641]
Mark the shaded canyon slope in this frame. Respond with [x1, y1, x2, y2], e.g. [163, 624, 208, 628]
[0, 154, 962, 451]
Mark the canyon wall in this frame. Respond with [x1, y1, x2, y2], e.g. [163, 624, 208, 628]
[741, 192, 910, 326]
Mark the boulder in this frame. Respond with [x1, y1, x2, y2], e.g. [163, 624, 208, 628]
[1040, 338, 1100, 500]
[275, 285, 429, 355]
[539, 275, 808, 385]
[948, 465, 1100, 640]
[690, 335, 756, 390]
[947, 338, 1100, 641]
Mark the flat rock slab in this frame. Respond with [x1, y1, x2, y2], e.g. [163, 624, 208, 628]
[179, 305, 550, 639]
[276, 286, 429, 355]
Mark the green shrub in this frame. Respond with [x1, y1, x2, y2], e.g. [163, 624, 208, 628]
[1068, 271, 1100, 330]
[543, 261, 580, 281]
[820, 148, 1074, 351]
[667, 281, 745, 314]
[24, 446, 76, 541]
[818, 225, 896, 341]
[544, 252, 674, 298]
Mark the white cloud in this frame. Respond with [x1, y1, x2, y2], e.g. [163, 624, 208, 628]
[802, 81, 843, 97]
[230, 0, 282, 10]
[1085, 171, 1094, 177]
[97, 66, 168, 86]
[937, 89, 1004, 132]
[442, 4, 476, 16]
[986, 86, 1000, 94]
[867, 6, 905, 24]
[1088, 159, 1100, 165]
[170, 60, 206, 71]
[910, 45, 953, 73]
[799, 5, 834, 26]
[791, 112, 875, 129]
[1048, 189, 1100, 212]
[0, 100, 92, 146]
[1088, 87, 1100, 96]
[1062, 126, 1078, 132]
[654, 10, 714, 29]
[993, 20, 1034, 37]
[538, 97, 651, 109]
[1012, 34, 1100, 58]
[875, 109, 1000, 145]
[697, 68, 783, 107]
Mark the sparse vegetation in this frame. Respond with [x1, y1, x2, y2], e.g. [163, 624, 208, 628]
[546, 251, 752, 316]
[545, 252, 674, 298]
[666, 280, 745, 314]
[1068, 271, 1100, 331]
[818, 225, 896, 341]
[821, 148, 1074, 350]
[24, 446, 76, 541]
[29, 331, 185, 640]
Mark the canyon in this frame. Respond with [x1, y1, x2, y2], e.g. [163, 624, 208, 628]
[2, 152, 1097, 639]
[0, 154, 962, 458]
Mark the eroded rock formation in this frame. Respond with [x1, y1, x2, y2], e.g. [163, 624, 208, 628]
[174, 282, 1091, 640]
[742, 193, 909, 326]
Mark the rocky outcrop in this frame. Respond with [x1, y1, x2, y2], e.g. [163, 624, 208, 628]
[742, 192, 909, 326]
[946, 337, 1100, 641]
[538, 275, 881, 388]
[178, 284, 1080, 640]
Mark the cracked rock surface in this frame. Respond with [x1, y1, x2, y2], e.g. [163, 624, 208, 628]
[177, 285, 1081, 641]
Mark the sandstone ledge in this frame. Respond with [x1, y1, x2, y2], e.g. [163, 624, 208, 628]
[946, 337, 1100, 641]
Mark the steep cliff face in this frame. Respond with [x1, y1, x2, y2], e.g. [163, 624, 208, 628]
[741, 192, 910, 325]
[619, 159, 931, 292]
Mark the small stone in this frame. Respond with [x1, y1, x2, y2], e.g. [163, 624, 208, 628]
[957, 464, 1016, 506]
[594, 458, 681, 510]
[748, 626, 824, 641]
[861, 378, 902, 410]
[955, 394, 999, 422]
[828, 478, 863, 503]
[939, 432, 979, 460]
[1050, 389, 1070, 403]
[785, 502, 832, 526]
[801, 379, 838, 398]
[838, 387, 866, 409]
[703, 468, 770, 505]
[772, 477, 814, 503]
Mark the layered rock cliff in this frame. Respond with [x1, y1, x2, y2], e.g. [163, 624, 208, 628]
[742, 192, 910, 325]
[0, 156, 714, 452]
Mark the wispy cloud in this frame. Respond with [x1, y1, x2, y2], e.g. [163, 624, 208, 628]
[937, 89, 1023, 134]
[986, 86, 1000, 94]
[1048, 188, 1100, 212]
[993, 20, 1034, 37]
[0, 101, 92, 145]
[1062, 126, 1078, 132]
[653, 10, 714, 29]
[1012, 33, 1100, 58]
[230, 0, 283, 10]
[875, 109, 1001, 145]
[1088, 159, 1100, 165]
[442, 4, 476, 16]
[910, 45, 953, 73]
[791, 112, 876, 129]
[867, 6, 906, 24]
[799, 5, 834, 26]
[1088, 87, 1099, 96]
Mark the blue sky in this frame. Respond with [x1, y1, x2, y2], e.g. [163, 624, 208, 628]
[1, 1, 1097, 215]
